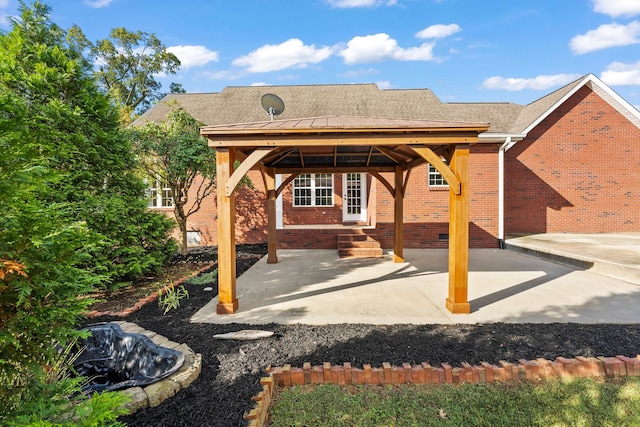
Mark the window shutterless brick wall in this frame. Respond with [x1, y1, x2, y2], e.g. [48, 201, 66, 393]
[506, 86, 640, 234]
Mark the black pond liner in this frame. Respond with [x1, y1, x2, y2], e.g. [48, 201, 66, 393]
[74, 323, 185, 392]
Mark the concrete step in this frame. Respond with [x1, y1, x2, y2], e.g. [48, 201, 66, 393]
[505, 235, 640, 286]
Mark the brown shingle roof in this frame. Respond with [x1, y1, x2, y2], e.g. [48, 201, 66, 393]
[135, 76, 602, 135]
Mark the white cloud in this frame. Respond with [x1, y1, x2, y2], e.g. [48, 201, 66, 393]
[327, 0, 396, 8]
[339, 33, 435, 64]
[251, 82, 269, 86]
[482, 74, 582, 91]
[0, 0, 9, 8]
[167, 45, 219, 69]
[601, 61, 640, 85]
[592, 0, 640, 17]
[570, 22, 640, 54]
[232, 39, 333, 73]
[415, 24, 461, 39]
[84, 0, 113, 8]
[376, 80, 392, 89]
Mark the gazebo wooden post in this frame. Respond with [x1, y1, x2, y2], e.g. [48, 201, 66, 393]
[216, 147, 238, 314]
[446, 144, 470, 314]
[393, 166, 404, 263]
[265, 167, 278, 264]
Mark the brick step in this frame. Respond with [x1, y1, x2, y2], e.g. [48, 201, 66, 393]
[338, 233, 383, 258]
[338, 247, 384, 258]
[337, 233, 377, 242]
[337, 239, 381, 249]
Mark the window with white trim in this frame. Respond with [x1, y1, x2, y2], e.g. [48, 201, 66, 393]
[428, 161, 449, 187]
[293, 173, 333, 206]
[145, 173, 173, 208]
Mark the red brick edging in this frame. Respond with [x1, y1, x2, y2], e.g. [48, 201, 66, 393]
[269, 356, 640, 387]
[243, 355, 640, 426]
[86, 263, 215, 318]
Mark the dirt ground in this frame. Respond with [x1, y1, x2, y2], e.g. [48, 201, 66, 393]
[89, 244, 640, 427]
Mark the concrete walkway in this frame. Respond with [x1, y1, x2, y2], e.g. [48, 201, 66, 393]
[191, 233, 640, 325]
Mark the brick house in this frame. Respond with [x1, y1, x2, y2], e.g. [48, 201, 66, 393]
[137, 74, 640, 250]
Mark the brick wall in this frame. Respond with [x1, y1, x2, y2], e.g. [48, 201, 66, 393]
[159, 148, 501, 249]
[506, 86, 640, 234]
[373, 146, 499, 249]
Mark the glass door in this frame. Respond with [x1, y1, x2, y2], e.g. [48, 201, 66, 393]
[342, 173, 367, 222]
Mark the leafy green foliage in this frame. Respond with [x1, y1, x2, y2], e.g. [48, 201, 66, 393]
[130, 103, 220, 254]
[0, 2, 174, 423]
[90, 28, 181, 122]
[157, 285, 189, 314]
[0, 0, 176, 289]
[184, 269, 218, 286]
[3, 339, 129, 426]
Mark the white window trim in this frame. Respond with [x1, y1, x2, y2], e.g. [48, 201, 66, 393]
[292, 173, 334, 207]
[428, 162, 449, 188]
[146, 174, 174, 208]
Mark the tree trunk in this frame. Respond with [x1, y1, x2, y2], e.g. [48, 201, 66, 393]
[174, 204, 188, 256]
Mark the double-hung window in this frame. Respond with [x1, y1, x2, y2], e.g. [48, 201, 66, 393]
[146, 173, 173, 208]
[293, 173, 333, 206]
[428, 161, 449, 188]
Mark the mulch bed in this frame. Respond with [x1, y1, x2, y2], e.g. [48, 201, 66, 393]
[89, 244, 640, 427]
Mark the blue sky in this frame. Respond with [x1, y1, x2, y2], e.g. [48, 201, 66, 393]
[3, 0, 640, 106]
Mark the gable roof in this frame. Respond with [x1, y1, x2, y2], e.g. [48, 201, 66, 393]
[135, 74, 640, 141]
[511, 73, 640, 135]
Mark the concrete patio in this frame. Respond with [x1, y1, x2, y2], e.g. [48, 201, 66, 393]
[191, 233, 640, 325]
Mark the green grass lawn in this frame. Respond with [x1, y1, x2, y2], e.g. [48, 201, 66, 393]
[269, 377, 640, 427]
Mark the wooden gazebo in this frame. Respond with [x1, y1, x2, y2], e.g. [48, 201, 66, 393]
[200, 116, 490, 315]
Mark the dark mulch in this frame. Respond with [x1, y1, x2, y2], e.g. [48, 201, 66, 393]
[90, 244, 640, 427]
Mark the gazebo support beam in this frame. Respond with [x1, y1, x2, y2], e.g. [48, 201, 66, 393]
[216, 148, 238, 314]
[265, 167, 278, 264]
[393, 166, 404, 263]
[446, 144, 470, 314]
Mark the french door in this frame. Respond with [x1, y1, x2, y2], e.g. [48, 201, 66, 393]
[342, 173, 367, 222]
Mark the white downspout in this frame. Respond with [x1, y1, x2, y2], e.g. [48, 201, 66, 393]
[498, 136, 512, 248]
[498, 137, 509, 248]
[275, 174, 283, 229]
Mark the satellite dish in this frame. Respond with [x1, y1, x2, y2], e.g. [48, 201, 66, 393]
[261, 94, 285, 121]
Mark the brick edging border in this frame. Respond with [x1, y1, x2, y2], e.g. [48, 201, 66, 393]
[269, 356, 640, 387]
[244, 356, 640, 426]
[86, 262, 215, 318]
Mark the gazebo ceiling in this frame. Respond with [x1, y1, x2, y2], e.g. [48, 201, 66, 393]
[201, 115, 490, 173]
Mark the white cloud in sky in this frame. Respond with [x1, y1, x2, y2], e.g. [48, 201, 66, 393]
[601, 61, 640, 85]
[415, 24, 461, 39]
[339, 33, 435, 64]
[84, 0, 113, 8]
[327, 0, 396, 8]
[0, 0, 9, 8]
[251, 82, 269, 86]
[482, 74, 582, 91]
[592, 0, 640, 17]
[376, 80, 392, 89]
[167, 45, 219, 69]
[570, 21, 640, 54]
[233, 39, 333, 73]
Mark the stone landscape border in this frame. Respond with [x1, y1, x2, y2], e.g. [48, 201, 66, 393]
[109, 321, 202, 414]
[245, 355, 640, 427]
